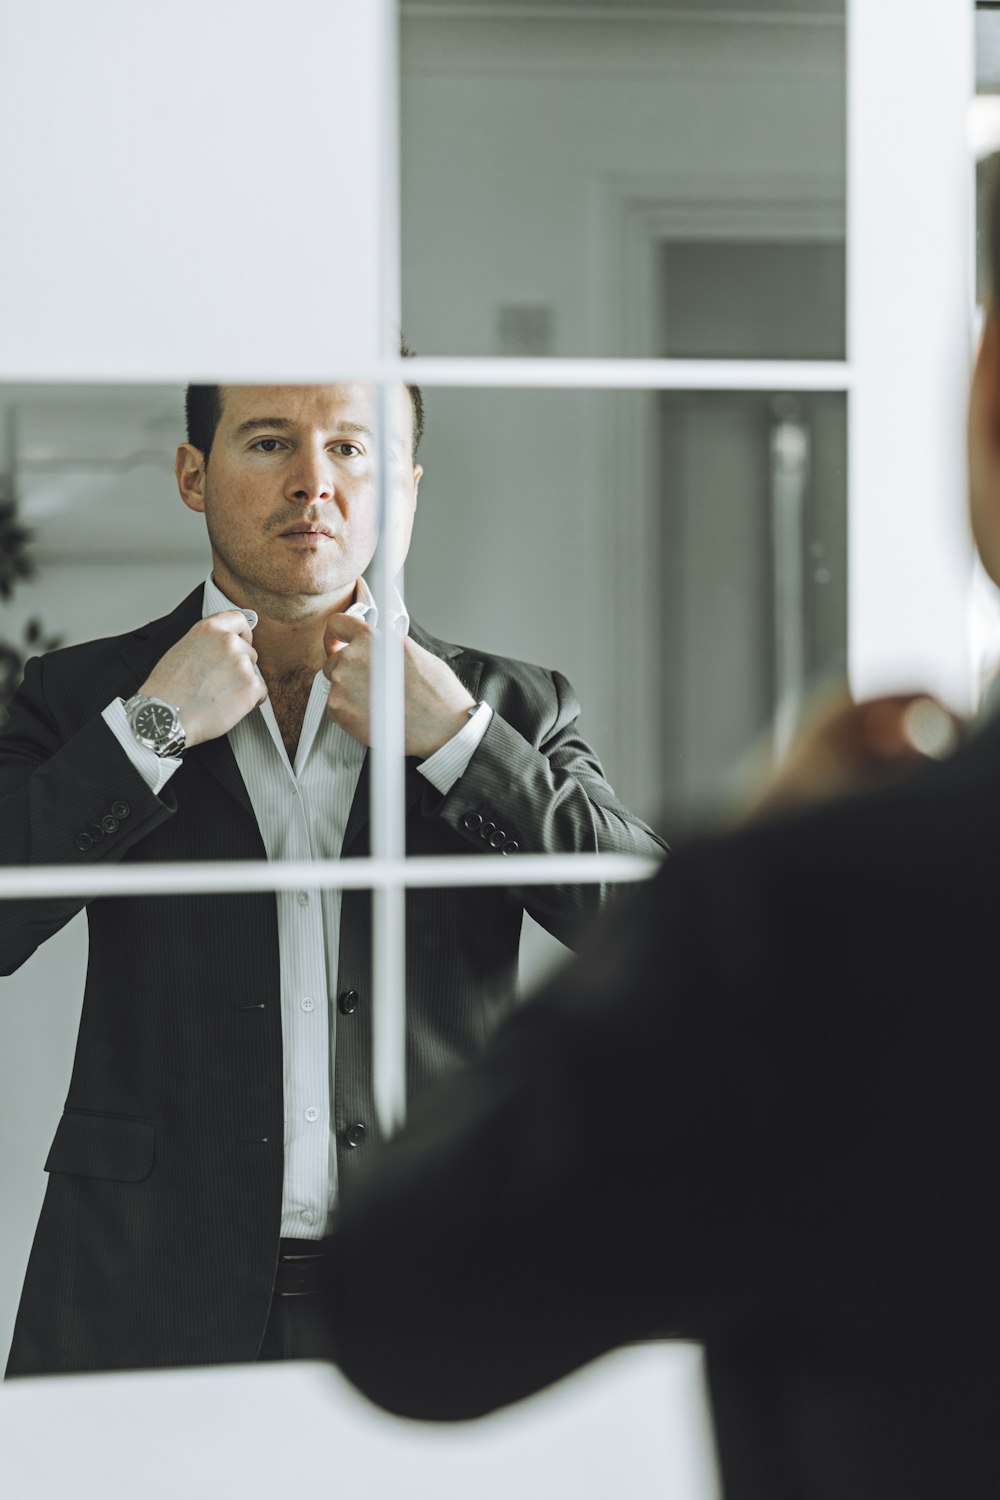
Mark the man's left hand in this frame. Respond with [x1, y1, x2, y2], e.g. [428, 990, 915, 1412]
[323, 612, 476, 757]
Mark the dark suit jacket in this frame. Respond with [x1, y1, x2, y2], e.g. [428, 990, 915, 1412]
[321, 714, 1000, 1499]
[0, 584, 664, 1377]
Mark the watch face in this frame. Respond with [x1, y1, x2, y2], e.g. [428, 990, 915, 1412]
[135, 701, 175, 742]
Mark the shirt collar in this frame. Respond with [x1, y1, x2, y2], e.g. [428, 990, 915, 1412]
[351, 575, 410, 635]
[201, 573, 410, 635]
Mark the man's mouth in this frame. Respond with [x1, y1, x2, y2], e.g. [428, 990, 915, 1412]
[279, 524, 334, 540]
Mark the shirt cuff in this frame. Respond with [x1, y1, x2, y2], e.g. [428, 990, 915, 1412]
[417, 702, 494, 795]
[102, 699, 183, 797]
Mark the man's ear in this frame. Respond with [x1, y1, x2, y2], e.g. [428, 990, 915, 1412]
[413, 463, 423, 506]
[176, 444, 207, 513]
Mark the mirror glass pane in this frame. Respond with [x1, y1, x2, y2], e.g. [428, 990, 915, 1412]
[400, 0, 846, 359]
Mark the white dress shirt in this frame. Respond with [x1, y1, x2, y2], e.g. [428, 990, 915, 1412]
[103, 576, 492, 1237]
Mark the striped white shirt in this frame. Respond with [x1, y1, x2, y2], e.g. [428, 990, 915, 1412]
[103, 576, 491, 1236]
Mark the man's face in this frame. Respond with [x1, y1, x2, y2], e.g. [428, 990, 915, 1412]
[176, 383, 421, 617]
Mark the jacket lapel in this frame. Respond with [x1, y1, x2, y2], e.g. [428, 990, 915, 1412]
[115, 585, 255, 820]
[342, 755, 427, 857]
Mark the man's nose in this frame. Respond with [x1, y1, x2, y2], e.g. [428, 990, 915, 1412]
[286, 450, 335, 504]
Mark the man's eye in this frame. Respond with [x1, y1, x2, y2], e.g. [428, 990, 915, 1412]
[251, 438, 284, 453]
[334, 442, 362, 458]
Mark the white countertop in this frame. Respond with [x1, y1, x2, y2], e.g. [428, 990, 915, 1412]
[0, 1342, 719, 1500]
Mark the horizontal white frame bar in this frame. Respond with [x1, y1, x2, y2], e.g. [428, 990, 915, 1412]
[14, 357, 852, 392]
[403, 5, 843, 26]
[0, 852, 661, 901]
[395, 356, 852, 392]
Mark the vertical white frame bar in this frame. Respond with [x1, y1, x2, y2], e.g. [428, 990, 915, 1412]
[371, 381, 409, 1139]
[370, 0, 409, 1138]
[847, 0, 976, 709]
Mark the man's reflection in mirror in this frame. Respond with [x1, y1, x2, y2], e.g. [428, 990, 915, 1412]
[0, 365, 665, 1374]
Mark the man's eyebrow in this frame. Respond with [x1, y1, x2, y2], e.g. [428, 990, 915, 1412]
[232, 417, 295, 437]
[230, 417, 376, 440]
[334, 421, 375, 439]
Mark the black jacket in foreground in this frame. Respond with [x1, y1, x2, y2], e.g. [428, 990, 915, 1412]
[322, 715, 1000, 1500]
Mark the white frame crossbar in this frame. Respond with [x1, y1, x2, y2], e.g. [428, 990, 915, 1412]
[0, 854, 659, 900]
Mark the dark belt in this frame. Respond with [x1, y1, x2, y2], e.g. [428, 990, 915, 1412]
[273, 1237, 332, 1298]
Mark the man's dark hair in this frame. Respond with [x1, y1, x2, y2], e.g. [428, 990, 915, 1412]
[184, 385, 223, 462]
[185, 342, 425, 462]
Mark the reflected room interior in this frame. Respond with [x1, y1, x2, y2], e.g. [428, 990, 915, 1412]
[0, 0, 852, 1454]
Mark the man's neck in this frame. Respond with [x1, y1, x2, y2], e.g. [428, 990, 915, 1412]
[211, 574, 357, 679]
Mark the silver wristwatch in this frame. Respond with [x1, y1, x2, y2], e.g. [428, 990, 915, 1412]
[123, 694, 187, 758]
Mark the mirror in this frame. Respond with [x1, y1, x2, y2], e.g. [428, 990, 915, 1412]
[0, 0, 847, 1378]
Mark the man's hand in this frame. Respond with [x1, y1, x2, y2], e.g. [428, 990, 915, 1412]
[138, 612, 267, 748]
[323, 612, 476, 757]
[738, 687, 962, 826]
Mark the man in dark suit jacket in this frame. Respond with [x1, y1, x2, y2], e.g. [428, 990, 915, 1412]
[0, 376, 664, 1377]
[316, 166, 1000, 1500]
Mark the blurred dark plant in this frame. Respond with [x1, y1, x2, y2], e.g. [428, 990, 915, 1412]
[0, 498, 35, 601]
[0, 488, 63, 724]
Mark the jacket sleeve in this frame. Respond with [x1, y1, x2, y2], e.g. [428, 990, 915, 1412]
[427, 665, 667, 947]
[0, 654, 177, 975]
[322, 761, 998, 1423]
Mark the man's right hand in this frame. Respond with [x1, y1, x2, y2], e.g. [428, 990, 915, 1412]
[137, 612, 267, 748]
[737, 688, 962, 826]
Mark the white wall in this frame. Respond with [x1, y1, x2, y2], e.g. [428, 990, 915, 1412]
[0, 2, 385, 382]
[400, 11, 845, 816]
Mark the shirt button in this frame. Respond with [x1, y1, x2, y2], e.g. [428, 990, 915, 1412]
[297, 891, 309, 906]
[304, 1106, 319, 1123]
[300, 996, 315, 1012]
[301, 1209, 316, 1225]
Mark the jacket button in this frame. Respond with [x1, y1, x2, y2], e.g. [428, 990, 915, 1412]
[86, 823, 106, 843]
[502, 839, 520, 855]
[110, 801, 131, 819]
[338, 989, 359, 1015]
[74, 831, 94, 852]
[345, 1122, 366, 1148]
[462, 811, 483, 831]
[101, 814, 120, 834]
[481, 820, 496, 839]
[488, 830, 506, 850]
